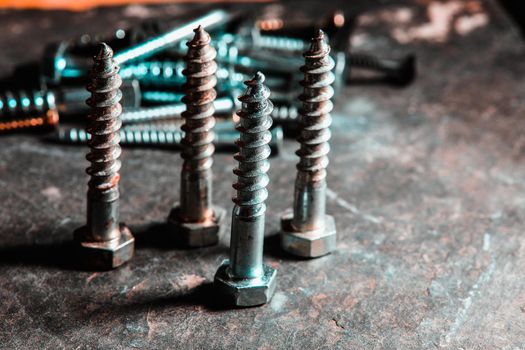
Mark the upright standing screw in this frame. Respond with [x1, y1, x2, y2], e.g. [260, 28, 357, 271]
[73, 43, 134, 270]
[214, 72, 277, 307]
[280, 30, 337, 258]
[167, 26, 226, 247]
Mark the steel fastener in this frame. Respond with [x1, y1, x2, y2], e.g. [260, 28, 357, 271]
[73, 43, 134, 270]
[167, 26, 226, 248]
[280, 30, 337, 258]
[42, 10, 231, 85]
[52, 124, 283, 154]
[0, 81, 141, 133]
[119, 96, 234, 124]
[214, 72, 277, 307]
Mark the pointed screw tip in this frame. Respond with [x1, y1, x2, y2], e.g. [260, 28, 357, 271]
[96, 42, 113, 59]
[254, 71, 265, 83]
[191, 25, 209, 43]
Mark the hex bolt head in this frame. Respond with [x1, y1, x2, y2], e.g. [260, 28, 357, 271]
[214, 259, 277, 307]
[74, 224, 134, 270]
[168, 205, 226, 247]
[280, 211, 336, 258]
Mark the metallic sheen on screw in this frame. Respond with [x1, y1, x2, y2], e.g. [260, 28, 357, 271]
[230, 72, 273, 278]
[84, 43, 125, 242]
[177, 25, 218, 224]
[292, 30, 335, 232]
[73, 43, 134, 269]
[214, 72, 277, 307]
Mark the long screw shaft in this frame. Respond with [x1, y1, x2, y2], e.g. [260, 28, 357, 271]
[53, 125, 283, 153]
[84, 43, 123, 242]
[178, 26, 217, 223]
[292, 30, 335, 232]
[229, 71, 273, 279]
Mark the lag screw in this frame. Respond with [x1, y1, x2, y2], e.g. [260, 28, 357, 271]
[167, 26, 226, 248]
[280, 30, 337, 258]
[72, 43, 134, 270]
[51, 124, 283, 154]
[214, 72, 277, 307]
[0, 81, 141, 133]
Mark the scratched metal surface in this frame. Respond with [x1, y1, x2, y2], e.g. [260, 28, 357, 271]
[1, 1, 525, 349]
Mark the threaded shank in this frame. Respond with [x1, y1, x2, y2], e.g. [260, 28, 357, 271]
[296, 30, 335, 183]
[0, 90, 55, 117]
[86, 43, 123, 201]
[180, 26, 217, 172]
[233, 72, 273, 218]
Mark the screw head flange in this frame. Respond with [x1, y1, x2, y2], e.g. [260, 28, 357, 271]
[168, 205, 227, 248]
[214, 259, 277, 307]
[280, 211, 336, 258]
[73, 224, 134, 270]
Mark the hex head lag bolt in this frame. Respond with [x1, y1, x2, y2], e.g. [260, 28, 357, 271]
[73, 43, 135, 270]
[214, 72, 277, 307]
[167, 26, 226, 247]
[280, 30, 337, 258]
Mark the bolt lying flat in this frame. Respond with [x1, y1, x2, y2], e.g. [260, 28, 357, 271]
[167, 26, 226, 248]
[52, 124, 284, 154]
[280, 30, 337, 258]
[214, 72, 277, 307]
[73, 43, 134, 270]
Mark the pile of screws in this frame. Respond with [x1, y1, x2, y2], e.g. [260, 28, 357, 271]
[71, 23, 337, 306]
[0, 7, 417, 307]
[0, 7, 415, 155]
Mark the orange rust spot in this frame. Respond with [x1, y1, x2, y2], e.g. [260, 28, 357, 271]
[180, 207, 214, 224]
[110, 173, 121, 187]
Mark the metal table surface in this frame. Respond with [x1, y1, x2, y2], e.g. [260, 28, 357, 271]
[1, 1, 524, 349]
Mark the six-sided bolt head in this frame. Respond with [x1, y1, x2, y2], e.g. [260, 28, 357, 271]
[73, 224, 135, 270]
[214, 259, 277, 307]
[280, 211, 336, 258]
[168, 205, 227, 248]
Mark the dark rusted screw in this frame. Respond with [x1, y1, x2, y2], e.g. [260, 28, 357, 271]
[73, 43, 134, 270]
[167, 26, 226, 248]
[214, 72, 277, 307]
[280, 30, 337, 258]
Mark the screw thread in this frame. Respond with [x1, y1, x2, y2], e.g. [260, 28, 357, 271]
[85, 43, 123, 204]
[255, 34, 306, 52]
[233, 72, 273, 218]
[0, 89, 55, 117]
[119, 61, 185, 84]
[296, 30, 335, 183]
[180, 26, 217, 173]
[348, 53, 383, 70]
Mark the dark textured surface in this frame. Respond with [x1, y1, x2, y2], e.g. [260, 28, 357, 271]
[1, 1, 525, 349]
